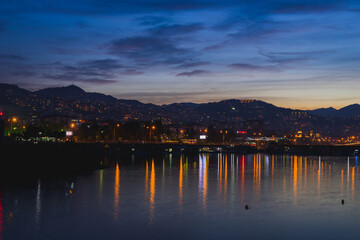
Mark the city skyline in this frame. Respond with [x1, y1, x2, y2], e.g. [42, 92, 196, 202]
[1, 0, 360, 109]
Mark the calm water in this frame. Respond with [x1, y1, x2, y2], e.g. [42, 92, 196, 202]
[1, 154, 360, 240]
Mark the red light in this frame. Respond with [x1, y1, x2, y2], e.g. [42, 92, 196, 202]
[237, 131, 247, 134]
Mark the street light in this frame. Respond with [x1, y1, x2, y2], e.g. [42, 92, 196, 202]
[10, 117, 18, 133]
[149, 126, 155, 142]
[114, 124, 120, 142]
[220, 130, 228, 144]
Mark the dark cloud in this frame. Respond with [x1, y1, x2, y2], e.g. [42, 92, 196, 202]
[274, 3, 342, 14]
[107, 22, 206, 68]
[108, 36, 192, 65]
[176, 61, 210, 68]
[176, 69, 210, 77]
[11, 71, 36, 77]
[228, 20, 292, 41]
[79, 59, 123, 70]
[75, 21, 89, 29]
[121, 69, 144, 75]
[266, 50, 336, 55]
[228, 63, 278, 71]
[136, 16, 167, 26]
[150, 23, 204, 36]
[203, 44, 227, 51]
[43, 73, 117, 84]
[0, 54, 25, 61]
[61, 65, 112, 78]
[258, 50, 325, 65]
[40, 59, 125, 85]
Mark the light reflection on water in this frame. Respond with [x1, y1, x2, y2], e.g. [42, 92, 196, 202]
[2, 154, 360, 239]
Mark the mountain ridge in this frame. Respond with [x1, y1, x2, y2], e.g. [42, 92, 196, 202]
[1, 84, 360, 136]
[2, 83, 358, 113]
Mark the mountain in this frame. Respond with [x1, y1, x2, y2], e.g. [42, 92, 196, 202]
[0, 83, 31, 96]
[35, 85, 85, 97]
[308, 104, 360, 118]
[308, 107, 337, 117]
[338, 104, 360, 118]
[0, 84, 359, 136]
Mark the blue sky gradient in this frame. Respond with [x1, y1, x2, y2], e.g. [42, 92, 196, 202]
[1, 0, 360, 109]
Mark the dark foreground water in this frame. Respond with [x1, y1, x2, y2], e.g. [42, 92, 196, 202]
[1, 154, 360, 240]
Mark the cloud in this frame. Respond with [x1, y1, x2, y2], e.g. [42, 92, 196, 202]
[121, 69, 144, 75]
[136, 16, 168, 26]
[11, 71, 37, 77]
[266, 50, 336, 55]
[0, 54, 25, 61]
[228, 63, 278, 71]
[176, 61, 210, 68]
[61, 65, 112, 78]
[176, 69, 210, 77]
[79, 59, 123, 70]
[107, 22, 206, 68]
[108, 35, 193, 66]
[257, 49, 333, 66]
[150, 23, 204, 36]
[43, 73, 117, 84]
[41, 59, 124, 84]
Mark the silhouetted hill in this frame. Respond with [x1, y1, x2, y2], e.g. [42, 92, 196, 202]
[0, 83, 31, 96]
[35, 85, 85, 97]
[308, 105, 360, 118]
[338, 104, 360, 118]
[308, 107, 337, 117]
[1, 84, 360, 136]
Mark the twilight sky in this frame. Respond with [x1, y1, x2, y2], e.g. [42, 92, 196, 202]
[1, 0, 360, 109]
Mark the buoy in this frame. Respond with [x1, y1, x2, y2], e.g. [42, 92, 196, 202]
[342, 199, 345, 205]
[245, 205, 250, 210]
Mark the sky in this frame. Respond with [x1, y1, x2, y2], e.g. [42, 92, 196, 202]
[1, 0, 360, 109]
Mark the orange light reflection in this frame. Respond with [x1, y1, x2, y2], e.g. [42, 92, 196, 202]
[114, 163, 120, 220]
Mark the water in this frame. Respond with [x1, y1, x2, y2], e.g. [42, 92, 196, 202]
[1, 154, 360, 240]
